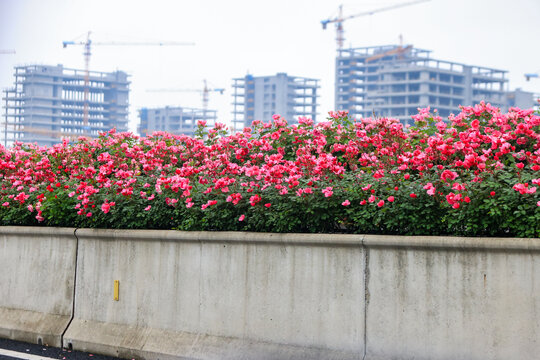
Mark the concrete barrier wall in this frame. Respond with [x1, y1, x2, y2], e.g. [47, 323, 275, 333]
[363, 235, 540, 360]
[0, 228, 539, 359]
[63, 230, 365, 359]
[0, 227, 77, 347]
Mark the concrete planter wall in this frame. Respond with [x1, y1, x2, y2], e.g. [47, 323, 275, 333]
[0, 227, 539, 359]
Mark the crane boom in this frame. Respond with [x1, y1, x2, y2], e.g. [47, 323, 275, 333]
[525, 72, 539, 81]
[321, 0, 430, 50]
[63, 41, 194, 47]
[147, 88, 225, 93]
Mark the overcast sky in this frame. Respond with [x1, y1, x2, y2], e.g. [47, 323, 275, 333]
[1, 0, 539, 132]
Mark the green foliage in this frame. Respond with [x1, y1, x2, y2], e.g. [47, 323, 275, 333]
[1, 105, 539, 238]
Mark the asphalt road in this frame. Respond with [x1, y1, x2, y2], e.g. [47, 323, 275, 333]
[0, 338, 130, 360]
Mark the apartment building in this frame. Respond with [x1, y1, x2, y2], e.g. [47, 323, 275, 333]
[232, 73, 319, 131]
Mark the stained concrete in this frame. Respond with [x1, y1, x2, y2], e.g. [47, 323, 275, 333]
[363, 235, 540, 360]
[1, 228, 539, 359]
[63, 229, 365, 359]
[0, 227, 77, 347]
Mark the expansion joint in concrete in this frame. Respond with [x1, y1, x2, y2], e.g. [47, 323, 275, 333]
[60, 228, 80, 348]
[362, 236, 369, 360]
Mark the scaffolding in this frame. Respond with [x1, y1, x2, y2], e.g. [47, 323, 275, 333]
[336, 45, 512, 125]
[2, 64, 129, 146]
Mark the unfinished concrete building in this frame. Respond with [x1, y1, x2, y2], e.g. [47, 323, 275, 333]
[336, 45, 533, 125]
[232, 73, 319, 131]
[2, 64, 129, 146]
[138, 106, 217, 137]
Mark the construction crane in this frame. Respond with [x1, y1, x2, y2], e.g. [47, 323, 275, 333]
[0, 49, 16, 54]
[321, 0, 431, 50]
[62, 31, 195, 137]
[525, 72, 539, 81]
[147, 80, 225, 121]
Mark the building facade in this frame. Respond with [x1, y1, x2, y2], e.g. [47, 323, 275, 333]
[336, 45, 534, 125]
[505, 88, 537, 110]
[2, 64, 129, 146]
[232, 73, 319, 131]
[138, 106, 217, 137]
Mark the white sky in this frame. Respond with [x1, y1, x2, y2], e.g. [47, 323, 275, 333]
[1, 0, 539, 133]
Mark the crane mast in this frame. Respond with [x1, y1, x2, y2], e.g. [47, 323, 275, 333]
[83, 32, 91, 135]
[147, 80, 225, 122]
[321, 0, 431, 51]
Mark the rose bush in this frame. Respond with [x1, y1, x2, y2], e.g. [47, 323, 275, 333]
[1, 102, 539, 237]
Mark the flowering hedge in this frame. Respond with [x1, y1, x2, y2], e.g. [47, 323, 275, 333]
[1, 102, 539, 237]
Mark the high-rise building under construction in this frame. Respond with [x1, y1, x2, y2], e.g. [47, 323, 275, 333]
[2, 64, 129, 146]
[336, 45, 534, 125]
[232, 73, 319, 131]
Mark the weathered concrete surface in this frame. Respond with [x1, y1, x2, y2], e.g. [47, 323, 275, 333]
[0, 227, 77, 347]
[363, 235, 540, 360]
[65, 319, 359, 360]
[63, 229, 365, 359]
[2, 227, 539, 359]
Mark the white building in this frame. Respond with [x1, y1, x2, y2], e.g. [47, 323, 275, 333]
[2, 64, 129, 146]
[138, 106, 217, 137]
[232, 73, 319, 131]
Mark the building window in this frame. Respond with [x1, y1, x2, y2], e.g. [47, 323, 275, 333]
[392, 72, 406, 81]
[439, 109, 451, 117]
[409, 84, 420, 92]
[439, 97, 450, 106]
[391, 96, 406, 105]
[453, 87, 464, 96]
[440, 85, 451, 94]
[409, 72, 420, 80]
[453, 75, 464, 84]
[408, 95, 419, 103]
[440, 74, 451, 83]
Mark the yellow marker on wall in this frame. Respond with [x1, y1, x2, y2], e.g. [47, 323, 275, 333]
[114, 280, 119, 301]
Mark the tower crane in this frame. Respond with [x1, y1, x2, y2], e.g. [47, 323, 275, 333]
[525, 71, 539, 81]
[147, 80, 225, 121]
[321, 0, 430, 50]
[62, 31, 195, 137]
